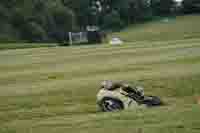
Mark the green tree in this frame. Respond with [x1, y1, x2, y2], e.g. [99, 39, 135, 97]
[62, 0, 90, 29]
[182, 0, 200, 14]
[20, 22, 48, 42]
[128, 0, 152, 22]
[0, 0, 77, 42]
[102, 10, 124, 30]
[151, 0, 175, 16]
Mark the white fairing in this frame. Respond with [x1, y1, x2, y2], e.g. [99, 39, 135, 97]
[97, 88, 139, 109]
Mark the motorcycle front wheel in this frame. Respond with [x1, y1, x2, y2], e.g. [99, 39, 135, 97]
[142, 96, 163, 107]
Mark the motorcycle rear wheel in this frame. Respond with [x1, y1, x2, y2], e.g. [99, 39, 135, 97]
[98, 97, 124, 112]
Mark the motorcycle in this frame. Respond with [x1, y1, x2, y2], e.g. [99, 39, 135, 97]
[97, 81, 163, 112]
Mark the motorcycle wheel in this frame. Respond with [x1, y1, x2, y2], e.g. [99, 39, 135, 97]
[142, 96, 163, 107]
[98, 97, 124, 112]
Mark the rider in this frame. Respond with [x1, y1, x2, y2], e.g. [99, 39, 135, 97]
[100, 80, 144, 99]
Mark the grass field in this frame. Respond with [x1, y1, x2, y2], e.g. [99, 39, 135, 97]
[1, 15, 200, 133]
[0, 43, 57, 51]
[110, 15, 200, 42]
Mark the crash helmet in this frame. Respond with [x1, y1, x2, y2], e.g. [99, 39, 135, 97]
[101, 80, 113, 90]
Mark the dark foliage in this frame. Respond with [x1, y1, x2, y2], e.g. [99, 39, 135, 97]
[0, 0, 195, 43]
[182, 0, 200, 14]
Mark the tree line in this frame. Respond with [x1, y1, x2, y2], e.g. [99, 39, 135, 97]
[0, 0, 199, 43]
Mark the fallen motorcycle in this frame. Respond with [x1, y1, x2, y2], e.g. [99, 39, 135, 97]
[97, 81, 163, 112]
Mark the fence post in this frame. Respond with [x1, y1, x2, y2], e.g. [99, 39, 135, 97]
[80, 32, 82, 42]
[69, 32, 72, 45]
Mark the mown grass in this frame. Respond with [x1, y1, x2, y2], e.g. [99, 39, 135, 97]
[0, 38, 200, 133]
[1, 15, 200, 133]
[110, 15, 200, 42]
[0, 43, 57, 50]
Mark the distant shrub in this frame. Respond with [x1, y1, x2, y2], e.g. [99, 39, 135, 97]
[20, 22, 48, 42]
[0, 5, 10, 19]
[102, 10, 125, 31]
[182, 0, 200, 14]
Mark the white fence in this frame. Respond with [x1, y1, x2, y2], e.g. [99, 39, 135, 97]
[68, 32, 88, 45]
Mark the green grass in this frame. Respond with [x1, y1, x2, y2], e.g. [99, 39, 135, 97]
[0, 43, 57, 50]
[1, 15, 200, 133]
[110, 15, 200, 42]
